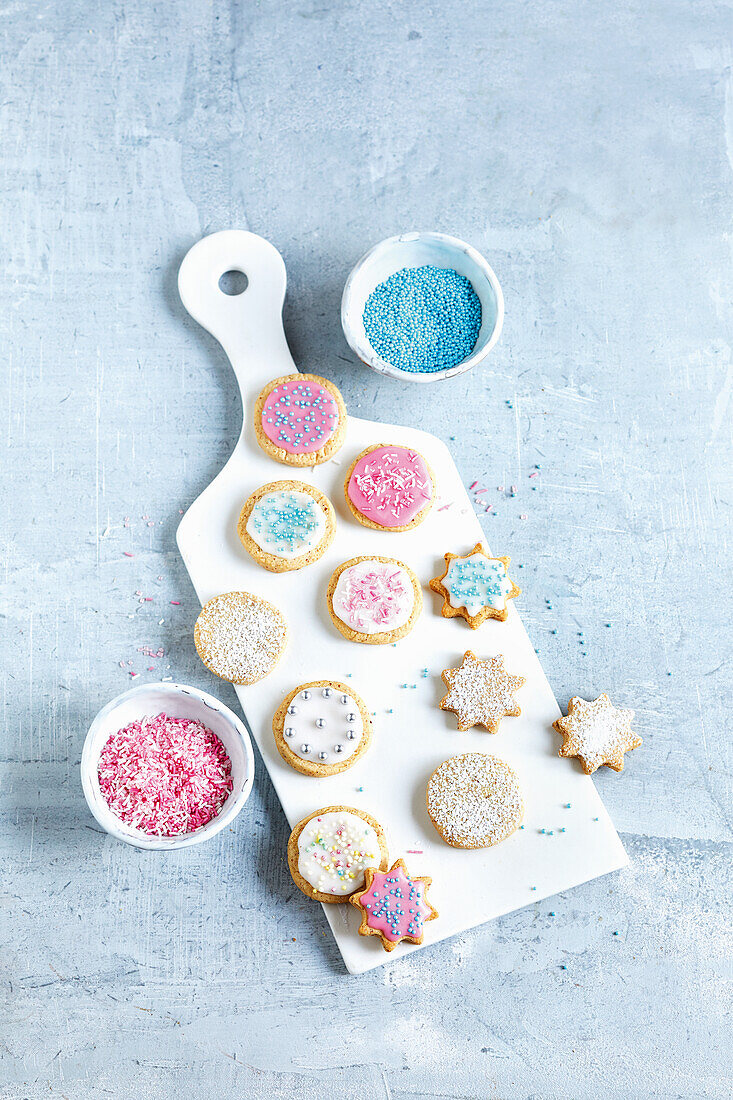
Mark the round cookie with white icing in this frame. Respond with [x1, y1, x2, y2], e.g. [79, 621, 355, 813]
[273, 680, 372, 776]
[426, 753, 524, 849]
[287, 805, 389, 903]
[344, 443, 436, 531]
[237, 480, 335, 572]
[194, 591, 287, 685]
[326, 555, 422, 645]
[254, 373, 347, 467]
[429, 543, 521, 627]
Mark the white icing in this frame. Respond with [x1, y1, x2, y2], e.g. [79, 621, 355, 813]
[246, 490, 326, 559]
[297, 811, 381, 895]
[332, 560, 415, 635]
[444, 553, 512, 615]
[283, 686, 363, 764]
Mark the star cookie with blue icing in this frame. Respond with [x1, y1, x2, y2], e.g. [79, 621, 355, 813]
[553, 693, 642, 774]
[429, 543, 520, 627]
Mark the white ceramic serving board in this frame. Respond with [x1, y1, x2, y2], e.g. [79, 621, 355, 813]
[177, 230, 628, 974]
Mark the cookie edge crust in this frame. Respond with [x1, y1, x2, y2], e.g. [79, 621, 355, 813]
[343, 443, 437, 532]
[193, 591, 288, 685]
[254, 372, 347, 467]
[287, 805, 389, 903]
[429, 544, 521, 626]
[273, 680, 373, 777]
[237, 480, 336, 572]
[349, 859, 438, 951]
[326, 555, 423, 645]
[425, 753, 525, 849]
[438, 651, 526, 734]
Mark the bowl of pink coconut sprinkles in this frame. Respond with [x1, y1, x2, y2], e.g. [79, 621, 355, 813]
[81, 682, 254, 849]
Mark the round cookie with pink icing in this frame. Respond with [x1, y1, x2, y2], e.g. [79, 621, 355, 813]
[254, 373, 347, 467]
[350, 858, 438, 952]
[344, 443, 436, 531]
[326, 555, 422, 644]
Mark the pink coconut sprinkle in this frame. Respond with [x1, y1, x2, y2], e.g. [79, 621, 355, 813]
[98, 712, 233, 836]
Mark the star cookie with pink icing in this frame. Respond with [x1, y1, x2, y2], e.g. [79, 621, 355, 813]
[430, 543, 520, 627]
[553, 693, 642, 774]
[254, 373, 347, 467]
[350, 859, 437, 951]
[344, 443, 435, 531]
[440, 651, 525, 733]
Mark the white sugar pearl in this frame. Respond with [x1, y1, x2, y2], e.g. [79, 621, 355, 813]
[318, 751, 328, 760]
[301, 743, 311, 754]
[315, 718, 326, 728]
[346, 712, 356, 722]
[301, 689, 311, 700]
[284, 727, 295, 738]
[339, 694, 348, 704]
[287, 704, 298, 715]
[334, 744, 344, 754]
[346, 729, 357, 740]
[321, 687, 332, 698]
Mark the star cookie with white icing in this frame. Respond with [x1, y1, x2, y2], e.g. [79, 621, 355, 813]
[429, 543, 520, 627]
[553, 693, 641, 773]
[439, 651, 525, 733]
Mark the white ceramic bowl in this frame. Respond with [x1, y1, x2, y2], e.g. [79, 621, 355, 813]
[81, 681, 254, 850]
[341, 231, 504, 383]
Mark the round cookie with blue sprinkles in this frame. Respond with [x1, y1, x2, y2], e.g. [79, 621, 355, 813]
[429, 542, 521, 627]
[237, 480, 336, 572]
[254, 372, 347, 466]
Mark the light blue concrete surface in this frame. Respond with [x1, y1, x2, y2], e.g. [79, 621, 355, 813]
[1, 2, 731, 1097]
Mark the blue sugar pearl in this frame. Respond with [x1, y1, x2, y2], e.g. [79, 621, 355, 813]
[363, 265, 482, 374]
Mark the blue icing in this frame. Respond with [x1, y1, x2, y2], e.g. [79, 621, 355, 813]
[444, 553, 511, 615]
[247, 490, 325, 558]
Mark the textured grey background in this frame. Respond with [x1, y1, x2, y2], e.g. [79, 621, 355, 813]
[1, 1, 731, 1098]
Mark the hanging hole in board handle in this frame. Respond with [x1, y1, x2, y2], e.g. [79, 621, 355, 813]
[219, 269, 249, 296]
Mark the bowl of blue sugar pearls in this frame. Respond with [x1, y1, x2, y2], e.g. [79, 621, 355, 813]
[341, 231, 504, 383]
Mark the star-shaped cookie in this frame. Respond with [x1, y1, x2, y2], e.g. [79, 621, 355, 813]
[439, 651, 525, 733]
[350, 859, 438, 951]
[553, 693, 642, 773]
[429, 543, 520, 627]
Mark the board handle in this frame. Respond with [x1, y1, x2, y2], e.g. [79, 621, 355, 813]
[178, 230, 297, 397]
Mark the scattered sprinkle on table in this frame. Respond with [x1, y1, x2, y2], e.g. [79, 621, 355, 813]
[98, 712, 233, 836]
[363, 265, 481, 374]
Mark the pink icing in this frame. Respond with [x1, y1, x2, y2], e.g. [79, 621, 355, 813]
[261, 378, 339, 455]
[347, 446, 433, 527]
[358, 865, 431, 942]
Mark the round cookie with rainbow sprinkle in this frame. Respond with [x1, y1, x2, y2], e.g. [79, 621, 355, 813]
[344, 443, 435, 531]
[326, 555, 422, 645]
[287, 806, 389, 903]
[237, 480, 335, 572]
[254, 373, 347, 467]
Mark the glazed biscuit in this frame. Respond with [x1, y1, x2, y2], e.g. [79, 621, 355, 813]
[350, 859, 438, 951]
[426, 753, 524, 849]
[237, 480, 335, 572]
[194, 591, 287, 685]
[344, 443, 435, 531]
[553, 693, 642, 774]
[287, 806, 389, 903]
[429, 543, 520, 627]
[439, 651, 525, 733]
[273, 681, 372, 776]
[254, 373, 347, 466]
[326, 555, 422, 644]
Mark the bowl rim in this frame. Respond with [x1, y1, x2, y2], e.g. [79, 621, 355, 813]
[341, 230, 505, 383]
[80, 680, 255, 850]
